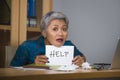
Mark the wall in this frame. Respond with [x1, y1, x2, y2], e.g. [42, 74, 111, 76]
[53, 0, 120, 64]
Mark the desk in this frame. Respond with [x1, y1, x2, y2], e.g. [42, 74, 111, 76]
[0, 68, 120, 80]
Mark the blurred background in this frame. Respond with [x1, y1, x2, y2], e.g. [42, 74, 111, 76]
[53, 0, 120, 64]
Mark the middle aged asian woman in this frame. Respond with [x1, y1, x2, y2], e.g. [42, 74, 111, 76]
[10, 11, 86, 67]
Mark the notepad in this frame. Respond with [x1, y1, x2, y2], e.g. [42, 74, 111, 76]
[46, 45, 74, 66]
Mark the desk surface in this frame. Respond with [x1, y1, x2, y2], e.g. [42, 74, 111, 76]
[0, 68, 120, 80]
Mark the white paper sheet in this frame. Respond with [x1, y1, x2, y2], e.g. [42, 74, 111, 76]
[56, 64, 78, 71]
[46, 45, 74, 66]
[12, 67, 47, 71]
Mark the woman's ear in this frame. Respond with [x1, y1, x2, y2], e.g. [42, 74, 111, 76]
[42, 31, 46, 38]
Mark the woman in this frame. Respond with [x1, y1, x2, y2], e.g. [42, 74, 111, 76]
[10, 11, 86, 67]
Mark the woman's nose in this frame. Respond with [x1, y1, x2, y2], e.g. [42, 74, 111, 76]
[58, 30, 63, 35]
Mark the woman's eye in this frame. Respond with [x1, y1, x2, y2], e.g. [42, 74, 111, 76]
[53, 28, 58, 31]
[63, 28, 67, 31]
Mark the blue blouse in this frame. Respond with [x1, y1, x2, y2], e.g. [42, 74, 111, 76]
[10, 36, 83, 66]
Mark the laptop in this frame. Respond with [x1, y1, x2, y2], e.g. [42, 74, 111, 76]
[94, 39, 120, 70]
[110, 39, 120, 69]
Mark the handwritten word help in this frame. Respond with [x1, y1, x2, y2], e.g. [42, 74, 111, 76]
[50, 50, 69, 58]
[46, 45, 74, 65]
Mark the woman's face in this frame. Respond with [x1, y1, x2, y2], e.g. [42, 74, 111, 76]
[45, 19, 68, 47]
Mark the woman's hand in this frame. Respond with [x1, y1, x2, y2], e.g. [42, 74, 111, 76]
[34, 55, 49, 65]
[72, 55, 86, 66]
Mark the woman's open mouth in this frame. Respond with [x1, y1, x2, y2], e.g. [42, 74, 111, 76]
[56, 38, 64, 43]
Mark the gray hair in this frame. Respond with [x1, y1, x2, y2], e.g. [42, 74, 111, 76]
[40, 11, 69, 32]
